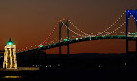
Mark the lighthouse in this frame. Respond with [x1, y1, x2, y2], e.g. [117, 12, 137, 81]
[3, 38, 17, 69]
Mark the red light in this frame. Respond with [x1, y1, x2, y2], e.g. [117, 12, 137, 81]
[62, 18, 65, 20]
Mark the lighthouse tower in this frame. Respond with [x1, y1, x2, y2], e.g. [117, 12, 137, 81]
[3, 38, 17, 69]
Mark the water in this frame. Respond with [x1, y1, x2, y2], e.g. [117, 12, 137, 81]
[2, 76, 22, 78]
[1, 53, 137, 80]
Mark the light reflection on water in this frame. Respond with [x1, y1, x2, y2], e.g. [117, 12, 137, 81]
[2, 76, 22, 78]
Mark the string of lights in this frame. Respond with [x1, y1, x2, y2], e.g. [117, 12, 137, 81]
[39, 22, 58, 46]
[96, 11, 126, 36]
[68, 20, 90, 36]
[61, 21, 84, 37]
[17, 21, 59, 52]
[17, 10, 132, 53]
[105, 22, 126, 36]
[68, 11, 126, 37]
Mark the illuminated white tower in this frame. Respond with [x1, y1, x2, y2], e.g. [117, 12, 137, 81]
[3, 38, 17, 69]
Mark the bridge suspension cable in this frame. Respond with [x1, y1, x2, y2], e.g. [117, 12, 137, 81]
[104, 21, 126, 36]
[68, 20, 90, 36]
[96, 11, 126, 36]
[61, 21, 85, 37]
[17, 10, 128, 53]
[67, 11, 126, 37]
[39, 22, 58, 46]
[17, 21, 59, 52]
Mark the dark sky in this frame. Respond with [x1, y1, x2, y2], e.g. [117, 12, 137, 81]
[0, 0, 137, 54]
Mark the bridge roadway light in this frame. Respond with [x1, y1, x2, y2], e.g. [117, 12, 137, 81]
[64, 39, 68, 42]
[39, 45, 43, 48]
[76, 38, 79, 40]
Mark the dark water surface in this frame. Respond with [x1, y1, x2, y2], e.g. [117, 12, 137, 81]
[0, 53, 137, 81]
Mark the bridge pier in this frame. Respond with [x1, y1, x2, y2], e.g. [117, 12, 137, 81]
[136, 20, 137, 55]
[126, 10, 129, 55]
[126, 10, 129, 69]
[126, 9, 137, 67]
[126, 10, 137, 53]
[59, 19, 70, 55]
[59, 22, 63, 54]
[66, 20, 70, 55]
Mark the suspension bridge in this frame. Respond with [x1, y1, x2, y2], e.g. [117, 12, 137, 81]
[7, 9, 137, 54]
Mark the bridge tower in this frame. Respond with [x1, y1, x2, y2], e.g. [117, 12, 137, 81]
[3, 38, 17, 69]
[126, 10, 137, 54]
[59, 19, 70, 54]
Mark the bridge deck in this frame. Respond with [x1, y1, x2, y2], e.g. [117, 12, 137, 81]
[18, 35, 137, 54]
